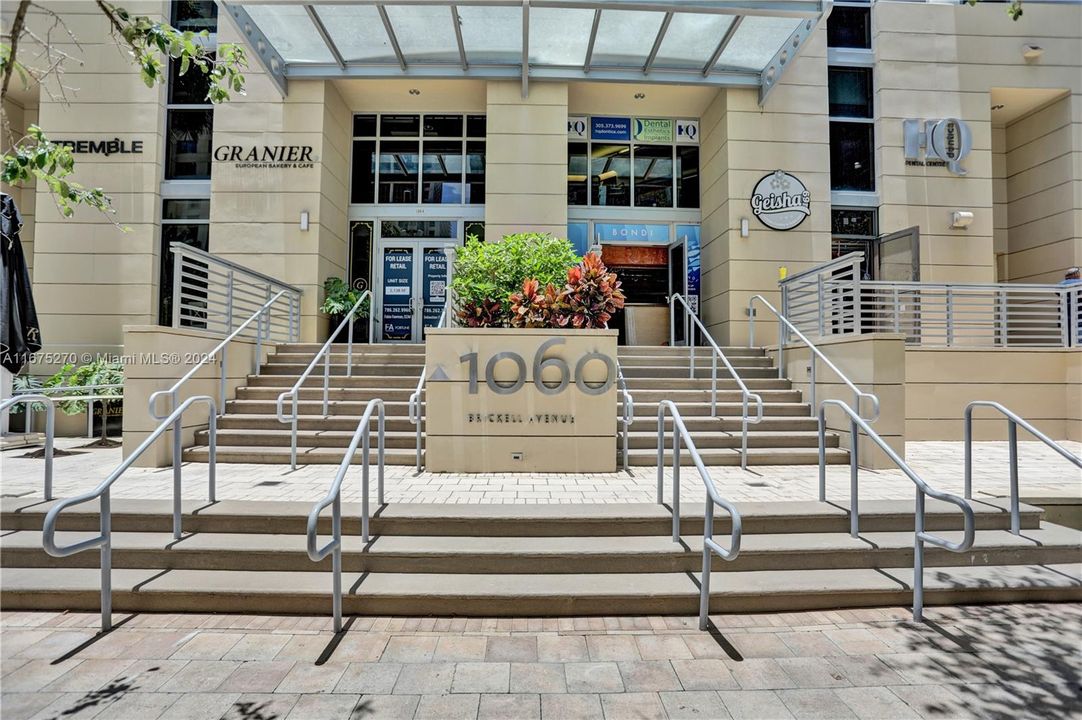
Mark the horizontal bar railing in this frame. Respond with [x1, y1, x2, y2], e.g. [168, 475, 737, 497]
[15, 384, 124, 440]
[963, 401, 1082, 535]
[277, 291, 373, 470]
[41, 394, 218, 632]
[307, 398, 385, 633]
[656, 400, 742, 631]
[817, 398, 974, 622]
[670, 293, 764, 471]
[616, 362, 633, 473]
[409, 307, 447, 472]
[0, 394, 55, 499]
[749, 294, 880, 423]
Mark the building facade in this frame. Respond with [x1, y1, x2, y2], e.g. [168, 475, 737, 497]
[3, 0, 1081, 365]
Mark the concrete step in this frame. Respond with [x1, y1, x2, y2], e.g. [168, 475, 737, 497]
[628, 447, 850, 466]
[622, 378, 792, 391]
[3, 499, 1042, 537]
[4, 524, 1076, 574]
[618, 355, 776, 369]
[628, 431, 838, 450]
[622, 366, 781, 379]
[259, 363, 426, 377]
[232, 386, 804, 404]
[268, 352, 428, 365]
[245, 374, 422, 389]
[183, 445, 416, 465]
[618, 346, 765, 357]
[224, 399, 415, 416]
[273, 343, 425, 355]
[218, 415, 420, 433]
[631, 401, 811, 417]
[4, 563, 1077, 616]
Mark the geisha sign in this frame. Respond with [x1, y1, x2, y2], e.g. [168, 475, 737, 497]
[750, 170, 811, 231]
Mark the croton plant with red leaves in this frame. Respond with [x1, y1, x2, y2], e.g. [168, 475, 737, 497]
[553, 252, 626, 329]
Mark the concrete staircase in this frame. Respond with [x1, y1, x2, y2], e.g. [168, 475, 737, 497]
[2, 497, 1079, 616]
[184, 343, 847, 467]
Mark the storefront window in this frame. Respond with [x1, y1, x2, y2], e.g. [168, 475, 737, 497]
[633, 145, 673, 208]
[379, 141, 420, 203]
[424, 115, 463, 137]
[829, 67, 873, 118]
[591, 144, 631, 207]
[676, 146, 699, 209]
[465, 141, 485, 204]
[351, 140, 376, 204]
[422, 141, 464, 203]
[830, 122, 875, 192]
[380, 114, 420, 137]
[827, 5, 871, 49]
[168, 54, 213, 104]
[171, 1, 217, 32]
[349, 221, 374, 294]
[381, 220, 457, 238]
[568, 142, 588, 206]
[158, 199, 210, 326]
[166, 109, 213, 180]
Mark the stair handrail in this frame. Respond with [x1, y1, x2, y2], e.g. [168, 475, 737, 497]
[275, 290, 372, 470]
[669, 294, 765, 471]
[817, 398, 974, 621]
[0, 394, 55, 499]
[16, 383, 124, 441]
[41, 394, 218, 632]
[964, 400, 1082, 535]
[616, 362, 633, 472]
[656, 400, 742, 631]
[408, 306, 447, 472]
[749, 294, 880, 423]
[306, 397, 385, 633]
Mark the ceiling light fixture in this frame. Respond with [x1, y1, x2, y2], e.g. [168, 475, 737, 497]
[991, 104, 1005, 111]
[409, 88, 421, 95]
[634, 92, 645, 100]
[1022, 44, 1044, 60]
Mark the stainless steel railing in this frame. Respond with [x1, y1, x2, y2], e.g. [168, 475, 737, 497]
[306, 398, 385, 633]
[656, 400, 742, 631]
[616, 362, 633, 473]
[816, 398, 974, 621]
[169, 242, 302, 343]
[276, 291, 373, 470]
[41, 395, 218, 631]
[749, 294, 880, 423]
[408, 308, 447, 473]
[14, 384, 122, 440]
[0, 394, 55, 499]
[670, 294, 764, 471]
[964, 400, 1082, 535]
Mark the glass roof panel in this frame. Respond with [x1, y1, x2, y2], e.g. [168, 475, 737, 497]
[529, 7, 594, 66]
[457, 5, 521, 64]
[386, 5, 460, 63]
[243, 5, 333, 64]
[314, 5, 395, 63]
[652, 12, 735, 70]
[590, 10, 665, 67]
[714, 16, 802, 72]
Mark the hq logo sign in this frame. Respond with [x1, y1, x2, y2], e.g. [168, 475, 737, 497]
[903, 118, 973, 176]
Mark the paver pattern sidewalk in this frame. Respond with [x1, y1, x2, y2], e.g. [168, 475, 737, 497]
[2, 440, 1080, 505]
[0, 603, 1077, 719]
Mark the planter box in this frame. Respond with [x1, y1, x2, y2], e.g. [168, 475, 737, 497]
[424, 328, 618, 472]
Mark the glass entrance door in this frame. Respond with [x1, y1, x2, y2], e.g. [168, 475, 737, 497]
[668, 237, 687, 345]
[377, 240, 454, 342]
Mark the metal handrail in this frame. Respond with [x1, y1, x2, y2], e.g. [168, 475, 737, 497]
[170, 243, 302, 295]
[816, 398, 974, 621]
[964, 401, 1082, 535]
[409, 307, 447, 472]
[306, 398, 385, 633]
[16, 384, 124, 440]
[41, 394, 218, 631]
[656, 400, 742, 630]
[616, 362, 633, 473]
[670, 294, 764, 470]
[780, 251, 864, 285]
[276, 290, 372, 470]
[0, 394, 55, 499]
[749, 294, 880, 423]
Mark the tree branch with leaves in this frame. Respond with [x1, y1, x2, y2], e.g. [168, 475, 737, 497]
[1, 1, 247, 219]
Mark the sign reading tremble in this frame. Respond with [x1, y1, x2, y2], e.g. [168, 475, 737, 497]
[213, 144, 316, 169]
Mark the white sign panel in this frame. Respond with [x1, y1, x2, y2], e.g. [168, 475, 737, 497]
[567, 116, 587, 139]
[750, 170, 811, 231]
[676, 119, 699, 144]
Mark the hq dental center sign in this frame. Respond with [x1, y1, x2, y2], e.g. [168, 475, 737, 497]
[568, 116, 699, 144]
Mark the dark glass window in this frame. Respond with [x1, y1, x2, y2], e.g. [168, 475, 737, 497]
[379, 141, 419, 203]
[353, 115, 377, 137]
[168, 56, 212, 104]
[349, 221, 374, 294]
[351, 140, 376, 203]
[171, 1, 218, 32]
[591, 144, 631, 207]
[831, 208, 877, 237]
[159, 199, 210, 326]
[465, 221, 485, 243]
[827, 6, 871, 49]
[676, 146, 700, 209]
[632, 145, 673, 208]
[380, 220, 456, 238]
[424, 115, 463, 137]
[466, 115, 486, 137]
[466, 141, 485, 204]
[829, 67, 873, 118]
[567, 142, 588, 206]
[166, 109, 213, 179]
[830, 122, 875, 191]
[380, 114, 420, 137]
[422, 140, 464, 204]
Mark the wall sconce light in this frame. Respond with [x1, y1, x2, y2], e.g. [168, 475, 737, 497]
[951, 210, 974, 229]
[740, 217, 749, 238]
[1022, 44, 1044, 60]
[300, 211, 310, 231]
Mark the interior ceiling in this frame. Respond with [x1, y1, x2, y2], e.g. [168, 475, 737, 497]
[990, 87, 1069, 126]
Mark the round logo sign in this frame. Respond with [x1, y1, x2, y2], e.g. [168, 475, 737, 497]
[750, 170, 811, 231]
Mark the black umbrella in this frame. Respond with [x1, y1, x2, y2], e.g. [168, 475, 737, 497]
[1, 192, 42, 373]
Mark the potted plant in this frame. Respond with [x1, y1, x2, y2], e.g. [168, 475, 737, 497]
[321, 276, 371, 343]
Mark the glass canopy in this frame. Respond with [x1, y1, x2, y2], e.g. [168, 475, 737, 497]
[222, 1, 829, 104]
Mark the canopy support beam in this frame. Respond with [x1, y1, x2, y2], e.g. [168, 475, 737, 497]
[703, 15, 742, 76]
[759, 2, 830, 104]
[221, 2, 287, 96]
[304, 5, 345, 69]
[451, 5, 469, 70]
[583, 8, 601, 73]
[643, 11, 672, 74]
[377, 3, 408, 70]
[521, 0, 530, 97]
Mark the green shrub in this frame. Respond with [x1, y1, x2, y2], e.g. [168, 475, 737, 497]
[451, 232, 580, 327]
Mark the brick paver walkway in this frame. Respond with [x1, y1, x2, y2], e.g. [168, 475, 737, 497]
[1, 439, 1079, 505]
[1, 603, 1077, 719]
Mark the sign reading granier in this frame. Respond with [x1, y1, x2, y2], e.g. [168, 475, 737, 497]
[750, 170, 811, 231]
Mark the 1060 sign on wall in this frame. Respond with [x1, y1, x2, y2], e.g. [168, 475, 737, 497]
[750, 170, 811, 231]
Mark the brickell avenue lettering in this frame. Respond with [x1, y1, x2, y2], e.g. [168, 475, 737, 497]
[466, 413, 576, 425]
[213, 144, 316, 169]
